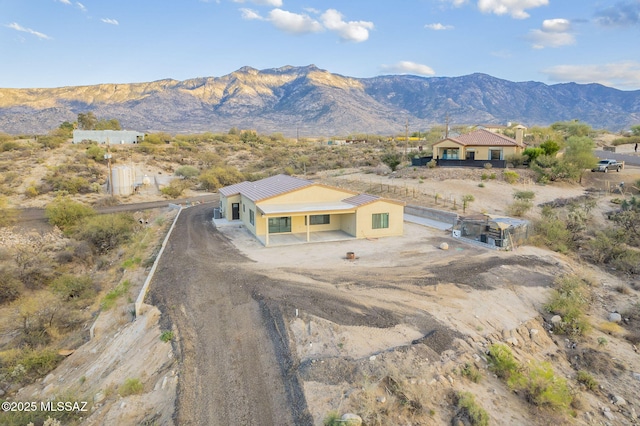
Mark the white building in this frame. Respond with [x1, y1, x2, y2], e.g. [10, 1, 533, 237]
[73, 130, 145, 145]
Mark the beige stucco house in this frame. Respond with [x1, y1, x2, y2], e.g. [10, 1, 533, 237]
[432, 127, 525, 161]
[218, 174, 405, 246]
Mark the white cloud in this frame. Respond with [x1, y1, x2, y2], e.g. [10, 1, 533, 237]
[425, 23, 454, 30]
[101, 18, 119, 25]
[440, 0, 468, 6]
[320, 9, 374, 42]
[233, 0, 283, 6]
[268, 9, 323, 34]
[381, 61, 436, 76]
[240, 8, 264, 20]
[527, 18, 574, 49]
[76, 2, 87, 12]
[543, 61, 640, 89]
[478, 0, 549, 19]
[5, 22, 52, 40]
[56, 0, 72, 4]
[595, 1, 640, 27]
[541, 18, 570, 32]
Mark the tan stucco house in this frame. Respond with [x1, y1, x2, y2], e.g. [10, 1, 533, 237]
[432, 127, 525, 162]
[218, 174, 405, 246]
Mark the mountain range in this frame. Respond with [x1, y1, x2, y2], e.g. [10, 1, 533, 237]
[1, 65, 639, 136]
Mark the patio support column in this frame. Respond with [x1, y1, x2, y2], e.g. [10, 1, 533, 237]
[265, 216, 269, 246]
[306, 214, 310, 242]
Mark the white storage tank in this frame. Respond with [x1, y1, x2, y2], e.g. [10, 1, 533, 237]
[111, 166, 135, 196]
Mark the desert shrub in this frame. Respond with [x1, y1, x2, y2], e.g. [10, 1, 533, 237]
[323, 411, 342, 426]
[1, 348, 62, 384]
[487, 344, 519, 380]
[50, 274, 95, 301]
[39, 135, 66, 149]
[514, 190, 535, 200]
[544, 275, 591, 337]
[507, 152, 527, 167]
[45, 197, 95, 233]
[119, 378, 144, 396]
[532, 206, 573, 253]
[381, 151, 402, 171]
[85, 145, 106, 162]
[427, 159, 437, 168]
[511, 362, 572, 410]
[199, 165, 245, 191]
[483, 162, 492, 169]
[462, 194, 475, 213]
[453, 391, 489, 426]
[0, 140, 21, 151]
[460, 362, 482, 383]
[175, 165, 200, 179]
[160, 179, 188, 198]
[24, 185, 39, 198]
[75, 213, 136, 254]
[0, 269, 22, 304]
[0, 196, 17, 227]
[599, 321, 625, 336]
[523, 147, 545, 163]
[507, 200, 533, 217]
[160, 330, 174, 343]
[576, 370, 598, 391]
[503, 170, 519, 184]
[101, 279, 131, 310]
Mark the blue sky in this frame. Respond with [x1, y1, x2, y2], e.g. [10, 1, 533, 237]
[2, 0, 639, 90]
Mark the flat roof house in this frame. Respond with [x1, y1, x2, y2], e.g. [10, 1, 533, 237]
[218, 174, 405, 246]
[73, 130, 145, 145]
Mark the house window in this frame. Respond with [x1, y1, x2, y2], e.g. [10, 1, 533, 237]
[306, 214, 330, 225]
[372, 213, 389, 229]
[243, 204, 245, 212]
[249, 209, 254, 225]
[465, 150, 475, 160]
[268, 217, 291, 233]
[490, 149, 502, 160]
[442, 148, 459, 159]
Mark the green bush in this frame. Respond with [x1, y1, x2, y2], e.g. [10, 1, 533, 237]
[199, 166, 245, 191]
[460, 363, 482, 383]
[160, 180, 187, 198]
[503, 170, 519, 184]
[175, 165, 200, 179]
[323, 411, 342, 426]
[532, 206, 573, 253]
[0, 196, 17, 228]
[45, 197, 95, 233]
[544, 275, 591, 337]
[576, 370, 598, 391]
[51, 274, 95, 301]
[511, 362, 572, 410]
[75, 213, 136, 254]
[0, 269, 22, 304]
[160, 330, 174, 343]
[487, 344, 519, 380]
[507, 200, 533, 217]
[101, 280, 131, 310]
[454, 391, 489, 426]
[85, 145, 106, 162]
[119, 378, 144, 396]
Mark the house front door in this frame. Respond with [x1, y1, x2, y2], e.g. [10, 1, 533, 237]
[232, 203, 240, 220]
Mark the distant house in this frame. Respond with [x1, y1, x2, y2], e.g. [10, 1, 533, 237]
[431, 127, 525, 168]
[218, 174, 405, 246]
[72, 130, 145, 145]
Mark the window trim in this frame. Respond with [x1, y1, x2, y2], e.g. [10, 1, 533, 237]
[372, 212, 389, 229]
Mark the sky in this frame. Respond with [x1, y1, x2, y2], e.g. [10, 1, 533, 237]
[1, 0, 640, 90]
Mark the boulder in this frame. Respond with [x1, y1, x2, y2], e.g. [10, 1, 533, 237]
[341, 413, 363, 426]
[608, 312, 622, 323]
[439, 242, 449, 250]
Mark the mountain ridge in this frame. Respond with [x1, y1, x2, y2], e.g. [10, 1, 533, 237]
[1, 65, 638, 136]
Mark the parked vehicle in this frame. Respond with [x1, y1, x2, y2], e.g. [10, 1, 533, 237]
[592, 159, 622, 173]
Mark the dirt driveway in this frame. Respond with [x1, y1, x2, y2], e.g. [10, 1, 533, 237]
[148, 204, 312, 426]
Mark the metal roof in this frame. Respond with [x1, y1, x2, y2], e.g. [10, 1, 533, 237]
[440, 129, 523, 147]
[218, 174, 313, 202]
[258, 201, 357, 215]
[343, 194, 380, 206]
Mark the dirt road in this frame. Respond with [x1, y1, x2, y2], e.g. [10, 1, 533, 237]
[148, 204, 312, 426]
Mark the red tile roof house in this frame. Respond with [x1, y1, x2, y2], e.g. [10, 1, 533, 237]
[430, 127, 526, 168]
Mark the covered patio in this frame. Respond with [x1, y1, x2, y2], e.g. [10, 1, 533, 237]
[255, 229, 356, 247]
